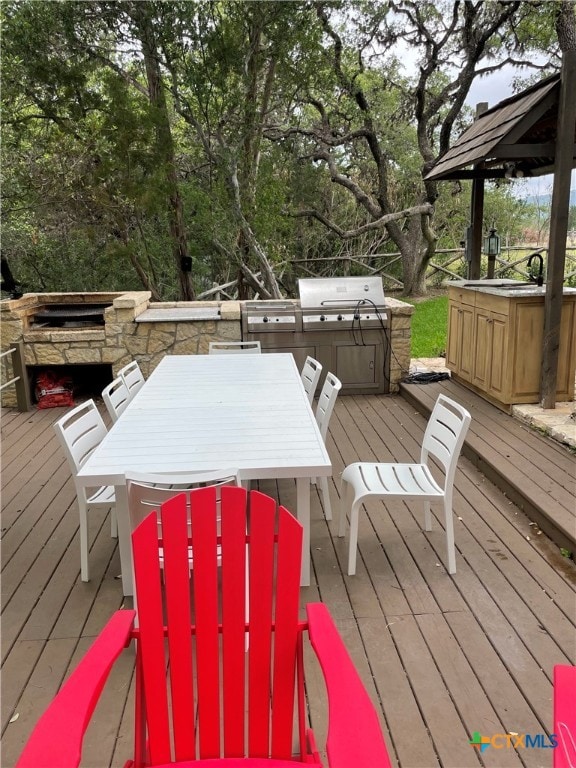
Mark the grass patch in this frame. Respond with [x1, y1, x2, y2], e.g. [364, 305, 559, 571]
[407, 295, 448, 358]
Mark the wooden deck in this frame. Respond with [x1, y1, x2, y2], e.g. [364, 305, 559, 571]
[2, 392, 575, 768]
[401, 378, 576, 553]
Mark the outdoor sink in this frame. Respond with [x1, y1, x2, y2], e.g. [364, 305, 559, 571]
[487, 283, 544, 292]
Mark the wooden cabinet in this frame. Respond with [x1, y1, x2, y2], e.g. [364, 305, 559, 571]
[472, 306, 508, 399]
[447, 287, 576, 407]
[446, 290, 475, 382]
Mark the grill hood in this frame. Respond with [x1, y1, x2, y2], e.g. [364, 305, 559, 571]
[298, 277, 385, 309]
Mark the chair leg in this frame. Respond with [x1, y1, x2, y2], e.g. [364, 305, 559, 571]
[319, 476, 332, 521]
[79, 500, 90, 582]
[110, 507, 118, 539]
[443, 498, 456, 574]
[347, 500, 362, 576]
[338, 478, 350, 538]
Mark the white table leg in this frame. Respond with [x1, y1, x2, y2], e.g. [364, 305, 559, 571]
[114, 483, 134, 597]
[296, 477, 311, 586]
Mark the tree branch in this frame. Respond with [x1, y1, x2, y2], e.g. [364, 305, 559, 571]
[290, 203, 433, 239]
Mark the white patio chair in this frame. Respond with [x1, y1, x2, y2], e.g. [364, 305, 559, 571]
[126, 469, 246, 628]
[125, 468, 242, 538]
[53, 400, 117, 582]
[338, 394, 471, 576]
[314, 372, 342, 521]
[118, 360, 145, 399]
[208, 341, 262, 354]
[301, 356, 323, 404]
[102, 377, 130, 423]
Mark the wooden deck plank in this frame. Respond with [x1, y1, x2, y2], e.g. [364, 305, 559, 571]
[1, 396, 574, 768]
[358, 616, 441, 768]
[387, 614, 483, 768]
[416, 613, 525, 768]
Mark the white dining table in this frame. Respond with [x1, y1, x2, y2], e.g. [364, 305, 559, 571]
[77, 353, 331, 595]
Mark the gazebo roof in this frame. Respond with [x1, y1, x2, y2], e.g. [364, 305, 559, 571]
[425, 74, 575, 181]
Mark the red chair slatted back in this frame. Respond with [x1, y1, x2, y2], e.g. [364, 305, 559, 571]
[131, 486, 305, 764]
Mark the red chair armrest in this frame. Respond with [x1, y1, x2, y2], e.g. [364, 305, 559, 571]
[554, 665, 576, 768]
[306, 603, 392, 768]
[17, 610, 136, 768]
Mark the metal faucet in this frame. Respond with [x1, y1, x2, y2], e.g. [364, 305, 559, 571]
[527, 252, 544, 286]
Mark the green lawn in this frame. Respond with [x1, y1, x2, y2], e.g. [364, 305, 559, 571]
[406, 295, 448, 358]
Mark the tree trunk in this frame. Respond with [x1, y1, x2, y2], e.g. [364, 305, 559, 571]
[131, 4, 195, 301]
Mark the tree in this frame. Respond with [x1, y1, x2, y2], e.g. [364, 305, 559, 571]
[1, 1, 563, 299]
[1, 1, 193, 298]
[268, 0, 561, 294]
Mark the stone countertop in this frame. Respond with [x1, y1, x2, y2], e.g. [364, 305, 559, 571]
[136, 306, 222, 322]
[135, 301, 241, 322]
[445, 279, 576, 298]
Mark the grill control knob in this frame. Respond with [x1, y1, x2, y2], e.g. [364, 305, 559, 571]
[320, 314, 326, 321]
[263, 316, 269, 322]
[337, 314, 343, 321]
[354, 313, 360, 320]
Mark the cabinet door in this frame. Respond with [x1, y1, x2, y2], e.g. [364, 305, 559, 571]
[472, 308, 491, 390]
[512, 303, 544, 398]
[472, 310, 508, 397]
[445, 302, 462, 370]
[558, 301, 576, 398]
[335, 343, 378, 386]
[487, 313, 508, 398]
[446, 301, 474, 381]
[459, 304, 475, 381]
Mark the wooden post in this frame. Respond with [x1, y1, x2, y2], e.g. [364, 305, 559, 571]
[468, 104, 489, 281]
[468, 177, 484, 280]
[13, 341, 32, 412]
[540, 49, 576, 408]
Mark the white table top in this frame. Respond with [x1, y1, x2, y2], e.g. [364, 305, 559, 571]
[77, 354, 331, 485]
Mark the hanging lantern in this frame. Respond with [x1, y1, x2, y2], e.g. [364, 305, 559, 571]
[483, 227, 501, 257]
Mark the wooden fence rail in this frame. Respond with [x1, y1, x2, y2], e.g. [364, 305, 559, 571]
[193, 246, 576, 300]
[289, 245, 576, 291]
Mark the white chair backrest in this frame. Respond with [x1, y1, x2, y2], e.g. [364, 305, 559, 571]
[315, 372, 342, 441]
[421, 394, 471, 487]
[301, 356, 323, 404]
[102, 377, 130, 423]
[126, 469, 241, 533]
[118, 360, 145, 398]
[53, 400, 108, 477]
[208, 341, 262, 354]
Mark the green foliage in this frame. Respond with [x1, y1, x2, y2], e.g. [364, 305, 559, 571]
[0, 0, 563, 299]
[406, 296, 449, 358]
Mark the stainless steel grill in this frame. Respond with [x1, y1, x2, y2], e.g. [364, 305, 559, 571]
[299, 277, 386, 331]
[241, 277, 390, 395]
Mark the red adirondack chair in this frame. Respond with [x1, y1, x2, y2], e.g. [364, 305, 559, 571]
[17, 487, 392, 768]
[554, 665, 576, 768]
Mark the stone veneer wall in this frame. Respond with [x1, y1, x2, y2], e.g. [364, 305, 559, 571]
[386, 296, 414, 392]
[1, 291, 412, 406]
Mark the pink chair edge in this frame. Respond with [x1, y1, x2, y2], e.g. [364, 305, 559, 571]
[16, 610, 135, 768]
[554, 664, 576, 768]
